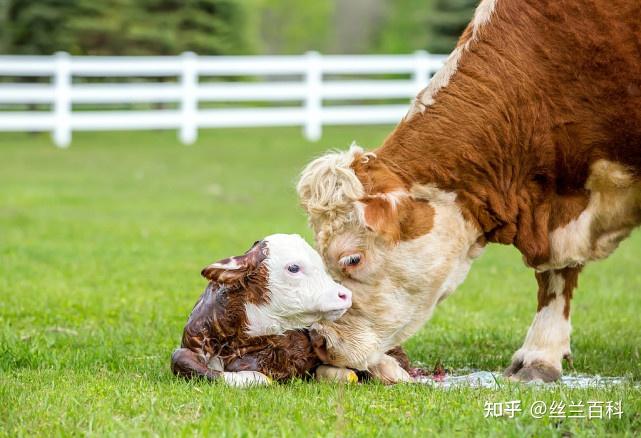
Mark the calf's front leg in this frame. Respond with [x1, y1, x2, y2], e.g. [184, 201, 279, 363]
[505, 267, 580, 382]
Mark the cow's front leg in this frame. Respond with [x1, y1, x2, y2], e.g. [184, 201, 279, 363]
[505, 267, 580, 382]
[315, 356, 411, 384]
[311, 316, 414, 384]
[315, 365, 359, 383]
[368, 353, 412, 384]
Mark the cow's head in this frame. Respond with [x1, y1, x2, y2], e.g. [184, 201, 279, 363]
[297, 144, 483, 311]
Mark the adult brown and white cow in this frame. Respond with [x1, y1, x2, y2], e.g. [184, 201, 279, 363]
[297, 0, 641, 383]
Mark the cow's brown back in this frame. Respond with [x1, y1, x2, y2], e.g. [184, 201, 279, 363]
[376, 0, 641, 265]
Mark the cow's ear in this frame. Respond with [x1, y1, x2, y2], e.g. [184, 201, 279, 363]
[358, 151, 377, 165]
[357, 196, 401, 243]
[201, 240, 268, 287]
[358, 196, 436, 243]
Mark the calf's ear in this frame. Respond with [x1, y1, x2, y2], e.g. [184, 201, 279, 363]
[201, 240, 268, 287]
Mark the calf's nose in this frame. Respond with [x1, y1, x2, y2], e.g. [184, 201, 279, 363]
[337, 287, 352, 303]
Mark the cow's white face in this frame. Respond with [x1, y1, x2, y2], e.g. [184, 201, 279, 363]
[247, 233, 352, 335]
[297, 145, 483, 348]
[324, 203, 475, 293]
[321, 189, 481, 319]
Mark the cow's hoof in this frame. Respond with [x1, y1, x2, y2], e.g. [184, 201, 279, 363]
[504, 359, 561, 383]
[369, 354, 412, 384]
[315, 365, 359, 383]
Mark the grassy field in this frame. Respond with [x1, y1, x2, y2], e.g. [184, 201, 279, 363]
[1, 127, 640, 436]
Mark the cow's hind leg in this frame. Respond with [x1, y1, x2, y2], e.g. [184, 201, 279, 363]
[505, 267, 580, 382]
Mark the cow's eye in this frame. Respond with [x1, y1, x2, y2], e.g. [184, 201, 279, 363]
[339, 254, 361, 267]
[286, 264, 300, 273]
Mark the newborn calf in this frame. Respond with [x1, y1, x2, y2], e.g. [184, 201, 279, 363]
[171, 234, 353, 386]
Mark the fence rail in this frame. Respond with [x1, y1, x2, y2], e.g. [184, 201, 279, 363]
[0, 51, 446, 147]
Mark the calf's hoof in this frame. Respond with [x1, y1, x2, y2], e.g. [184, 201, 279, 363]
[222, 371, 272, 387]
[504, 359, 561, 383]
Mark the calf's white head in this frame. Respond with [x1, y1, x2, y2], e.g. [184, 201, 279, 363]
[202, 234, 352, 337]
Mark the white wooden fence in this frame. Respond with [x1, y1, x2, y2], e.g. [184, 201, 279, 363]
[0, 51, 446, 147]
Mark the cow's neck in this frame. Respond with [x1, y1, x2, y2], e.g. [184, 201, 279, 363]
[371, 0, 641, 267]
[376, 94, 553, 266]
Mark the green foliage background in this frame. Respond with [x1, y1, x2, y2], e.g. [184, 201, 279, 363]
[0, 0, 477, 55]
[0, 0, 252, 55]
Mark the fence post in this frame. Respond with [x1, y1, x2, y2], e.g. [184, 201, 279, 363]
[180, 51, 198, 145]
[413, 50, 430, 93]
[53, 51, 71, 148]
[303, 51, 322, 142]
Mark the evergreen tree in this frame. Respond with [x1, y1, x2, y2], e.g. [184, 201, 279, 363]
[109, 0, 251, 55]
[1, 0, 251, 55]
[2, 0, 77, 54]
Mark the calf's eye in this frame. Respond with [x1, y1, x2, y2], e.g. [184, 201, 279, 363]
[287, 264, 300, 273]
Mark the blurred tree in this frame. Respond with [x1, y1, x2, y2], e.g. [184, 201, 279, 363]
[1, 0, 252, 55]
[375, 0, 475, 55]
[425, 0, 476, 53]
[104, 0, 251, 55]
[1, 0, 76, 54]
[1, 0, 477, 56]
[375, 0, 432, 54]
[0, 0, 8, 51]
[327, 0, 385, 54]
[252, 0, 334, 54]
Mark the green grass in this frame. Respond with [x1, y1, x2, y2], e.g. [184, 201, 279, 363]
[1, 127, 640, 436]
